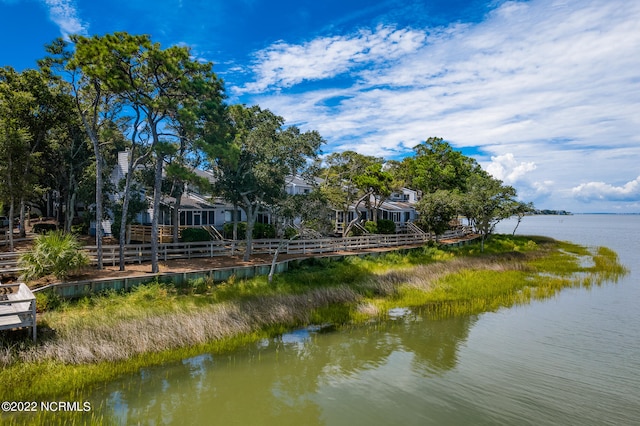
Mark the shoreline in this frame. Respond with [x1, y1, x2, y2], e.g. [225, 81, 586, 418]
[29, 234, 481, 298]
[0, 234, 628, 414]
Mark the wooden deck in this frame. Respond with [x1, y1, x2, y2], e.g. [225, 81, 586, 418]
[0, 283, 36, 342]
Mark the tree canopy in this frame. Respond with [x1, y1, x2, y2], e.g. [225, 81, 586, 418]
[210, 104, 324, 260]
[0, 31, 534, 266]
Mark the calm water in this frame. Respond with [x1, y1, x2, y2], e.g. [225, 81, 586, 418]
[90, 215, 640, 425]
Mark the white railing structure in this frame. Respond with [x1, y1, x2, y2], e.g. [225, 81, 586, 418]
[1, 231, 468, 272]
[82, 232, 433, 265]
[0, 283, 37, 342]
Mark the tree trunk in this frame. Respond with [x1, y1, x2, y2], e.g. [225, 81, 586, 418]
[268, 237, 293, 283]
[118, 159, 135, 271]
[512, 215, 523, 236]
[18, 198, 26, 238]
[172, 185, 183, 243]
[8, 198, 15, 252]
[232, 205, 238, 241]
[78, 114, 104, 270]
[343, 191, 372, 237]
[94, 151, 104, 270]
[242, 198, 257, 262]
[151, 153, 164, 273]
[64, 169, 76, 233]
[65, 190, 77, 234]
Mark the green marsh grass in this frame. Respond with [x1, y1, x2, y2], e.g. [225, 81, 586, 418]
[0, 233, 628, 425]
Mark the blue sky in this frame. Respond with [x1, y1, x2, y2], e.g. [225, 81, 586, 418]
[1, 0, 639, 213]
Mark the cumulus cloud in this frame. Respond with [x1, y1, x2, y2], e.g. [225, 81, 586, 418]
[235, 0, 640, 212]
[42, 0, 87, 37]
[572, 176, 640, 202]
[486, 153, 536, 184]
[236, 25, 426, 94]
[242, 0, 640, 152]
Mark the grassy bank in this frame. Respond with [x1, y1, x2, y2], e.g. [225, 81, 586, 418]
[0, 235, 628, 424]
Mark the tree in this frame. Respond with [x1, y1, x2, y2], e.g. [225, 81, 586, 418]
[416, 190, 461, 242]
[0, 120, 31, 251]
[0, 67, 73, 238]
[67, 32, 227, 272]
[511, 201, 535, 235]
[319, 151, 391, 236]
[399, 137, 478, 193]
[211, 105, 323, 261]
[41, 38, 125, 269]
[460, 170, 518, 251]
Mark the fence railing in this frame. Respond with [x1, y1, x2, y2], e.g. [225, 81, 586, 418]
[0, 283, 37, 341]
[1, 230, 476, 273]
[83, 232, 434, 265]
[0, 252, 23, 275]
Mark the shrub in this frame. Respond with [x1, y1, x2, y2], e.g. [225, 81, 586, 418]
[181, 228, 212, 242]
[32, 223, 57, 234]
[284, 227, 298, 239]
[35, 290, 63, 312]
[377, 219, 397, 234]
[223, 222, 246, 239]
[364, 221, 378, 234]
[253, 223, 276, 239]
[223, 222, 276, 239]
[19, 231, 90, 281]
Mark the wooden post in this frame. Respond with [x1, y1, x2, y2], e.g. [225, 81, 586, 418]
[31, 298, 36, 342]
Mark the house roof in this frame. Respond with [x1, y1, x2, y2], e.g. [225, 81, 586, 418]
[160, 193, 226, 210]
[285, 175, 322, 187]
[378, 200, 415, 212]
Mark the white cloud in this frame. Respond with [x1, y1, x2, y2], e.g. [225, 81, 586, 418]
[485, 153, 536, 184]
[572, 176, 640, 202]
[238, 0, 640, 212]
[236, 25, 426, 94]
[42, 0, 87, 38]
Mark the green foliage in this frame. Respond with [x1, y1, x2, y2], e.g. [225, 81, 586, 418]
[35, 290, 64, 312]
[18, 231, 89, 281]
[459, 170, 518, 245]
[365, 219, 396, 234]
[284, 227, 298, 239]
[181, 227, 212, 242]
[111, 183, 148, 240]
[223, 221, 246, 239]
[253, 222, 276, 239]
[32, 223, 58, 234]
[364, 221, 378, 233]
[222, 221, 276, 239]
[398, 137, 478, 193]
[376, 219, 397, 234]
[416, 189, 460, 237]
[319, 151, 394, 235]
[212, 104, 323, 259]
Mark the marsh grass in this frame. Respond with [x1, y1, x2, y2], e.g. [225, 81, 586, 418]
[0, 234, 628, 418]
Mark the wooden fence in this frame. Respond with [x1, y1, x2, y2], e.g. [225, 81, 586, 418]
[83, 231, 444, 266]
[0, 229, 473, 273]
[0, 252, 22, 275]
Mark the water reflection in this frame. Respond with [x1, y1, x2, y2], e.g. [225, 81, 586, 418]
[92, 314, 476, 425]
